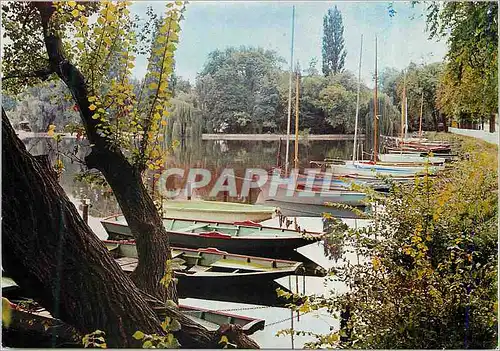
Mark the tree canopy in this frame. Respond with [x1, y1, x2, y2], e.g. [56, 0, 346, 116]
[322, 6, 347, 76]
[426, 2, 498, 123]
[196, 46, 284, 133]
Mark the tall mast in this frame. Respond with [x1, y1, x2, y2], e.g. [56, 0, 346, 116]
[293, 67, 300, 170]
[373, 36, 378, 163]
[405, 96, 408, 139]
[419, 91, 424, 138]
[284, 6, 295, 175]
[352, 34, 363, 163]
[401, 71, 406, 141]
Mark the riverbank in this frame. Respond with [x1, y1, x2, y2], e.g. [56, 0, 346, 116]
[449, 126, 499, 145]
[202, 133, 365, 141]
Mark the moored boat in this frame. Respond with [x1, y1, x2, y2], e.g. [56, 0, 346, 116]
[105, 240, 306, 287]
[377, 153, 446, 165]
[162, 200, 278, 223]
[100, 216, 322, 259]
[329, 160, 441, 177]
[179, 305, 265, 335]
[257, 180, 367, 206]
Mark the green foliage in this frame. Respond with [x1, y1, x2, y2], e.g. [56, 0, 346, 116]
[322, 6, 347, 76]
[132, 316, 181, 349]
[2, 298, 13, 328]
[218, 335, 237, 349]
[196, 46, 284, 133]
[279, 134, 498, 348]
[82, 330, 107, 348]
[398, 62, 444, 132]
[159, 259, 178, 289]
[426, 2, 498, 122]
[2, 1, 187, 173]
[4, 81, 80, 132]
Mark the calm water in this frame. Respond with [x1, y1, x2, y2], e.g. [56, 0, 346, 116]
[23, 136, 356, 217]
[22, 136, 358, 348]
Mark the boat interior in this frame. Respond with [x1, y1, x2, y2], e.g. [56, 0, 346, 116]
[106, 242, 300, 275]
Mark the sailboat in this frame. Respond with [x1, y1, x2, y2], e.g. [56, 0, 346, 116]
[379, 73, 452, 161]
[260, 29, 374, 206]
[326, 37, 444, 178]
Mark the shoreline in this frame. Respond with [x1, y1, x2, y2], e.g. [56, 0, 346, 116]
[202, 133, 366, 141]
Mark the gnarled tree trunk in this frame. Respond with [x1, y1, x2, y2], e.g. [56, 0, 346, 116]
[2, 109, 259, 349]
[2, 109, 164, 347]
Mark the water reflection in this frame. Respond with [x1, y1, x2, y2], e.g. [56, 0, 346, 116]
[22, 136, 355, 215]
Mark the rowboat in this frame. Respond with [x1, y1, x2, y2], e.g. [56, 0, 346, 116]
[105, 240, 304, 287]
[258, 180, 367, 206]
[329, 160, 441, 177]
[297, 171, 391, 192]
[377, 153, 446, 165]
[100, 216, 322, 259]
[162, 200, 278, 223]
[385, 147, 458, 161]
[179, 305, 265, 335]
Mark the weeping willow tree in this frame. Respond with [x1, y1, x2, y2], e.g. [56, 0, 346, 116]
[163, 95, 202, 150]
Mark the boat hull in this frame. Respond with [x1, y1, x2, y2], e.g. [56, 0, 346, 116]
[105, 240, 305, 286]
[258, 182, 366, 206]
[162, 200, 277, 222]
[329, 161, 440, 177]
[101, 219, 320, 260]
[378, 153, 446, 165]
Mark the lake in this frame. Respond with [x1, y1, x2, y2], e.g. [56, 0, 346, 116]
[21, 136, 365, 348]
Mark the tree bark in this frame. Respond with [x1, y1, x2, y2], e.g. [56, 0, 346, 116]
[2, 109, 164, 347]
[33, 1, 174, 302]
[489, 113, 496, 133]
[2, 109, 259, 349]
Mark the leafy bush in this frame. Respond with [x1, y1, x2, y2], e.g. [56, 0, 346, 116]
[279, 134, 498, 349]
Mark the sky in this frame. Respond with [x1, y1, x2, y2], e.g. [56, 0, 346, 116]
[131, 1, 448, 87]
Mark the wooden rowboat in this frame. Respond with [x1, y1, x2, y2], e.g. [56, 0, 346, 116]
[100, 216, 322, 259]
[104, 239, 304, 288]
[162, 200, 279, 223]
[257, 180, 367, 206]
[328, 160, 442, 177]
[179, 305, 265, 335]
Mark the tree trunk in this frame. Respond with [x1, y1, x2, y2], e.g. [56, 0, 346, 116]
[34, 1, 174, 302]
[489, 113, 496, 133]
[2, 109, 259, 349]
[2, 109, 164, 347]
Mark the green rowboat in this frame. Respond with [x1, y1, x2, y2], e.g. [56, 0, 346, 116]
[100, 216, 322, 259]
[162, 200, 279, 222]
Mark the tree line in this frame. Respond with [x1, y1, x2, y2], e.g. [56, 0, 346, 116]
[7, 3, 496, 140]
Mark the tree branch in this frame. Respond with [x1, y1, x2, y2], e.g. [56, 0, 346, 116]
[2, 67, 54, 81]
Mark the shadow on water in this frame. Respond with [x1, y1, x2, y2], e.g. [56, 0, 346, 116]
[177, 281, 294, 307]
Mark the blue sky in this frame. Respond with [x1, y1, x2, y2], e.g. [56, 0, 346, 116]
[131, 1, 448, 87]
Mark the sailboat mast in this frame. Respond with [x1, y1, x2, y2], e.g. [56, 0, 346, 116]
[284, 6, 295, 175]
[352, 34, 363, 163]
[419, 91, 424, 138]
[401, 71, 406, 141]
[405, 96, 408, 139]
[294, 68, 300, 170]
[373, 36, 378, 163]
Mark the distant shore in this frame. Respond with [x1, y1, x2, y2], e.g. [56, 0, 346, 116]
[15, 130, 366, 142]
[202, 133, 365, 141]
